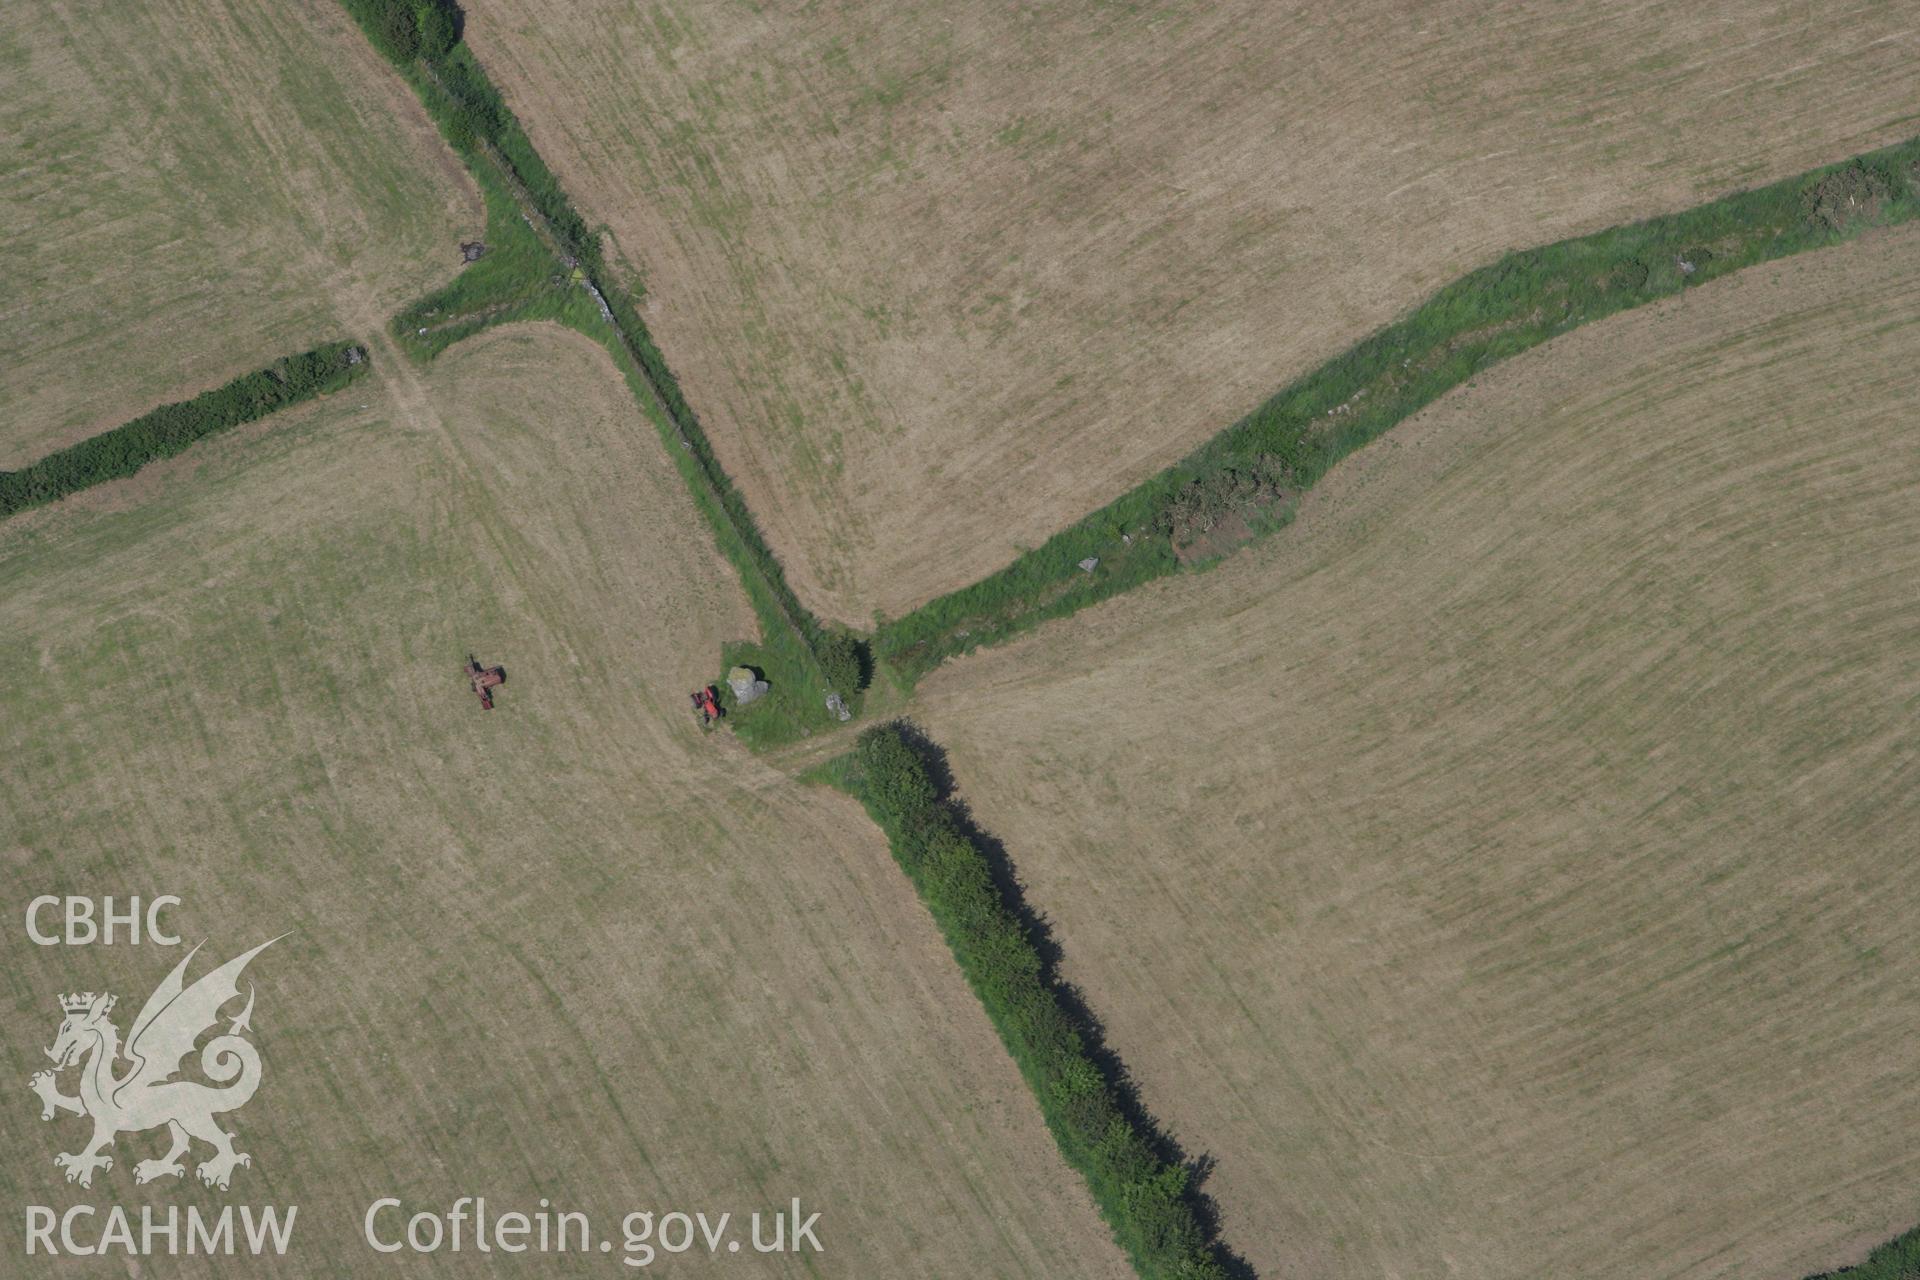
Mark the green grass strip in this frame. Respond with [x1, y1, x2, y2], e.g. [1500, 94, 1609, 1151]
[338, 0, 863, 745]
[0, 342, 368, 520]
[389, 145, 565, 361]
[823, 723, 1236, 1280]
[875, 138, 1920, 684]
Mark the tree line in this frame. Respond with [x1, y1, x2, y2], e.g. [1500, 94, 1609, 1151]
[833, 724, 1234, 1280]
[1, 343, 368, 519]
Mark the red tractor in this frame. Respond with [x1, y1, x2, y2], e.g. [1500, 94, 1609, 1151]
[690, 685, 723, 726]
[465, 655, 506, 709]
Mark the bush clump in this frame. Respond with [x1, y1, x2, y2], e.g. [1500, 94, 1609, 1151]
[1603, 258, 1651, 293]
[339, 0, 458, 66]
[815, 630, 868, 693]
[839, 724, 1230, 1280]
[1674, 245, 1716, 276]
[0, 343, 367, 519]
[1158, 452, 1291, 550]
[415, 0, 458, 59]
[1805, 162, 1893, 233]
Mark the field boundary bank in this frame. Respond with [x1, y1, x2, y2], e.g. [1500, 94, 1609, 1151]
[873, 138, 1920, 686]
[451, 91, 833, 705]
[0, 342, 368, 521]
[342, 0, 861, 743]
[329, 7, 1920, 1277]
[823, 723, 1243, 1280]
[339, 12, 1228, 1270]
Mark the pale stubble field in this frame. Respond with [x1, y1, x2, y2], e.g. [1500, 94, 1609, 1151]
[914, 225, 1920, 1279]
[0, 0, 478, 466]
[0, 326, 1131, 1278]
[463, 0, 1917, 626]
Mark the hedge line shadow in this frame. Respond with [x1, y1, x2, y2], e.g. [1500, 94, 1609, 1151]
[892, 721, 1257, 1280]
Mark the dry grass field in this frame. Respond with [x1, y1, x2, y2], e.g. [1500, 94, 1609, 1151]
[910, 225, 1920, 1279]
[0, 327, 1130, 1278]
[0, 0, 478, 467]
[461, 0, 1916, 626]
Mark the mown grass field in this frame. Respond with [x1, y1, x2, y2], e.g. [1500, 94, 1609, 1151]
[0, 0, 477, 467]
[461, 0, 1915, 626]
[0, 327, 1130, 1278]
[910, 226, 1920, 1279]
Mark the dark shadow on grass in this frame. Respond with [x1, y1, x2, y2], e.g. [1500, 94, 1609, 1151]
[892, 720, 1258, 1280]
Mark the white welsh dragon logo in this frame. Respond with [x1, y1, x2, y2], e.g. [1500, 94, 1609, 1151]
[28, 939, 280, 1190]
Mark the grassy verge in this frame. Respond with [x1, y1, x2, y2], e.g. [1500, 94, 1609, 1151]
[874, 138, 1920, 685]
[391, 159, 563, 359]
[821, 723, 1237, 1280]
[338, 1, 863, 745]
[0, 342, 368, 519]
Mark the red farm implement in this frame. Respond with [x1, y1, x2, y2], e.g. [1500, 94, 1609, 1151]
[465, 655, 506, 710]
